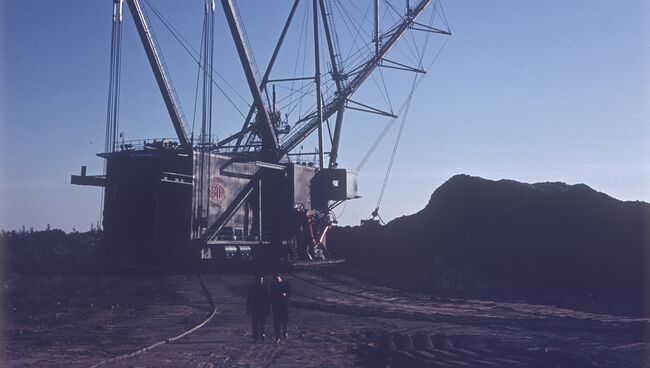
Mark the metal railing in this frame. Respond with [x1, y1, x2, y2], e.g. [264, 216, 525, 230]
[115, 137, 183, 152]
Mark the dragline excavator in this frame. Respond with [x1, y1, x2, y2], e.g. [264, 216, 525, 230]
[71, 0, 450, 270]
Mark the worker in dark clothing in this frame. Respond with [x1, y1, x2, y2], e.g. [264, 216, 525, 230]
[270, 274, 291, 342]
[246, 274, 270, 342]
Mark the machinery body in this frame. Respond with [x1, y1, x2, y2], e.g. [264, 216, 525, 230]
[74, 142, 357, 268]
[71, 0, 448, 269]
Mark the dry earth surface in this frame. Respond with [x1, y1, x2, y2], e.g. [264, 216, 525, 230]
[2, 268, 649, 367]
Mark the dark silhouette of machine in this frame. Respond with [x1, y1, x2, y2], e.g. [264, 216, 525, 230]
[71, 0, 450, 269]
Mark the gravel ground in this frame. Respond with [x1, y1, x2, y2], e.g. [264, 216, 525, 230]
[1, 269, 649, 367]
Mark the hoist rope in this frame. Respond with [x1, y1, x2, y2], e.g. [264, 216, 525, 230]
[142, 0, 248, 119]
[191, 21, 206, 141]
[102, 9, 123, 228]
[356, 3, 450, 215]
[375, 72, 417, 210]
[357, 5, 447, 174]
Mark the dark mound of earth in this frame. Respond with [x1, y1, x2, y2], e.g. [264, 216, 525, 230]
[329, 174, 650, 305]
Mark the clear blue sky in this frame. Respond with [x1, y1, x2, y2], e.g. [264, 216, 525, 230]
[1, 1, 648, 232]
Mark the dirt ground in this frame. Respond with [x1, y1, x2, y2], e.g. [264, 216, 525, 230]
[1, 269, 649, 367]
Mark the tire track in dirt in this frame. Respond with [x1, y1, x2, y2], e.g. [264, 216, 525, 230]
[88, 274, 218, 368]
[7, 272, 643, 367]
[289, 271, 649, 334]
[281, 272, 611, 367]
[186, 274, 292, 368]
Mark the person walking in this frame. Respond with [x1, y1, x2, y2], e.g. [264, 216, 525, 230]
[270, 274, 291, 342]
[246, 274, 270, 342]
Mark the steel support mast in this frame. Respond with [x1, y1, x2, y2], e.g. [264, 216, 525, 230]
[374, 0, 380, 55]
[313, 0, 324, 169]
[221, 0, 279, 159]
[279, 0, 434, 157]
[317, 0, 345, 169]
[232, 0, 302, 152]
[125, 0, 191, 149]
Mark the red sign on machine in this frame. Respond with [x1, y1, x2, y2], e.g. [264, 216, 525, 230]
[209, 183, 225, 201]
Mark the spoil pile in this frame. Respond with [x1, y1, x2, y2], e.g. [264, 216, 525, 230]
[330, 174, 650, 302]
